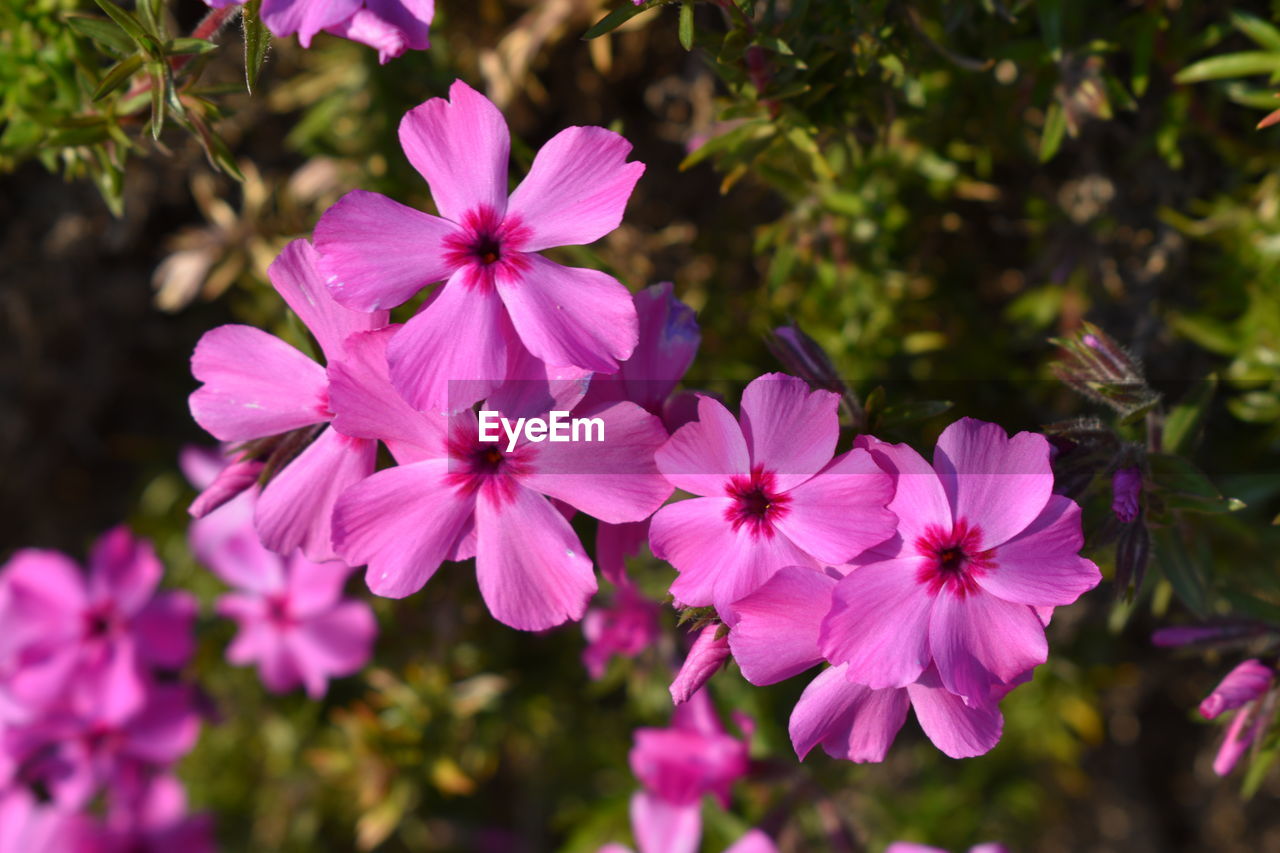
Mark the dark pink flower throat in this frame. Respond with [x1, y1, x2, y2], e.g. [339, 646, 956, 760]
[443, 206, 533, 291]
[914, 519, 995, 598]
[724, 466, 790, 538]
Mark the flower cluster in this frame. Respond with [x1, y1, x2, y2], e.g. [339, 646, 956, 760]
[0, 530, 211, 850]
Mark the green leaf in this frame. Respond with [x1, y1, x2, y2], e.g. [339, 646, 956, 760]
[243, 0, 270, 93]
[136, 0, 164, 37]
[46, 123, 112, 147]
[1148, 453, 1231, 514]
[92, 54, 144, 102]
[149, 66, 166, 140]
[880, 400, 953, 428]
[92, 0, 149, 46]
[1231, 11, 1280, 52]
[1242, 733, 1279, 799]
[1176, 51, 1280, 84]
[165, 38, 219, 56]
[1151, 527, 1209, 618]
[1040, 101, 1067, 162]
[1163, 374, 1217, 455]
[583, 2, 652, 40]
[66, 14, 136, 55]
[678, 0, 694, 51]
[1037, 0, 1063, 59]
[1131, 13, 1156, 96]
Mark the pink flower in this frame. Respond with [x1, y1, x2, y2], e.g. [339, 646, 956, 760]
[203, 0, 433, 64]
[0, 531, 196, 726]
[1199, 659, 1274, 720]
[314, 80, 645, 412]
[189, 239, 387, 561]
[75, 770, 216, 853]
[0, 788, 75, 853]
[818, 420, 1100, 703]
[669, 623, 730, 705]
[729, 566, 1021, 762]
[327, 328, 672, 630]
[886, 844, 1009, 853]
[648, 373, 897, 618]
[582, 585, 661, 680]
[1111, 465, 1141, 523]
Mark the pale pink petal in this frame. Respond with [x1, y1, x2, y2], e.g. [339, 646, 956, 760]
[928, 589, 1048, 702]
[255, 428, 377, 562]
[727, 566, 834, 685]
[189, 325, 328, 441]
[596, 520, 649, 587]
[669, 624, 730, 704]
[288, 601, 377, 697]
[906, 666, 1004, 759]
[630, 791, 700, 853]
[388, 269, 516, 412]
[314, 191, 459, 312]
[724, 830, 780, 853]
[327, 326, 447, 459]
[979, 495, 1101, 606]
[325, 8, 407, 63]
[505, 126, 644, 251]
[86, 526, 160, 615]
[260, 0, 360, 44]
[932, 418, 1054, 549]
[75, 638, 146, 724]
[789, 664, 909, 763]
[268, 238, 390, 361]
[363, 0, 432, 50]
[521, 402, 672, 524]
[654, 396, 749, 496]
[1200, 659, 1274, 720]
[855, 435, 951, 551]
[772, 448, 897, 564]
[133, 591, 197, 670]
[332, 459, 475, 598]
[474, 485, 597, 630]
[398, 80, 509, 222]
[192, 511, 284, 594]
[819, 558, 934, 690]
[739, 373, 840, 491]
[497, 254, 637, 374]
[1213, 701, 1268, 776]
[884, 844, 948, 853]
[284, 555, 355, 618]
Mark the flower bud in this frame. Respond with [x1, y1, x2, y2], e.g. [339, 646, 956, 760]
[1199, 659, 1274, 720]
[1111, 466, 1142, 523]
[670, 623, 731, 705]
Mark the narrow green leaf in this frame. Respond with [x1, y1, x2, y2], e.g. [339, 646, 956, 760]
[1040, 101, 1067, 161]
[1231, 11, 1280, 52]
[92, 54, 144, 102]
[880, 400, 954, 428]
[92, 0, 149, 45]
[1148, 453, 1230, 514]
[1163, 374, 1217, 455]
[46, 124, 112, 147]
[1176, 51, 1280, 84]
[1037, 0, 1063, 59]
[136, 0, 164, 37]
[678, 0, 694, 51]
[243, 0, 270, 93]
[1242, 734, 1279, 799]
[66, 15, 136, 55]
[149, 67, 166, 140]
[583, 2, 652, 40]
[165, 38, 219, 56]
[1151, 527, 1209, 618]
[1131, 13, 1156, 96]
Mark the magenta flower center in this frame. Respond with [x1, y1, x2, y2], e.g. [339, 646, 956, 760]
[83, 605, 119, 639]
[445, 429, 529, 505]
[443, 206, 533, 291]
[266, 594, 294, 627]
[914, 519, 996, 598]
[724, 466, 790, 538]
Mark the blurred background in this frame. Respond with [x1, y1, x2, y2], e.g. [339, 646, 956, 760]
[3, 0, 1280, 850]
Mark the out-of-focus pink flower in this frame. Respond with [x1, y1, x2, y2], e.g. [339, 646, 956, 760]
[885, 844, 1009, 853]
[203, 0, 433, 64]
[71, 770, 217, 853]
[1199, 659, 1273, 720]
[649, 373, 898, 618]
[582, 586, 661, 680]
[315, 81, 645, 413]
[328, 328, 672, 631]
[1212, 696, 1273, 777]
[1111, 466, 1141, 523]
[0, 788, 75, 853]
[669, 623, 730, 705]
[189, 239, 387, 561]
[819, 421, 1100, 704]
[0, 531, 196, 726]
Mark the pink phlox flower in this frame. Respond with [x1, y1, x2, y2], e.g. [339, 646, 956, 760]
[189, 239, 388, 561]
[669, 623, 730, 705]
[203, 0, 433, 64]
[69, 768, 216, 853]
[328, 327, 673, 630]
[649, 373, 898, 619]
[314, 80, 645, 413]
[729, 565, 1025, 762]
[818, 420, 1101, 705]
[0, 530, 196, 726]
[582, 584, 661, 680]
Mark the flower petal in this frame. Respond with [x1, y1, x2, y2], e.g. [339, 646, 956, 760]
[474, 485, 597, 630]
[398, 80, 509, 222]
[819, 558, 934, 690]
[595, 520, 649, 588]
[928, 588, 1048, 702]
[727, 566, 834, 685]
[255, 428, 377, 562]
[483, 339, 592, 420]
[724, 830, 780, 853]
[133, 592, 198, 670]
[630, 791, 701, 853]
[268, 238, 389, 361]
[979, 494, 1101, 607]
[505, 126, 644, 251]
[520, 402, 673, 524]
[932, 418, 1053, 548]
[260, 0, 360, 44]
[496, 254, 637, 374]
[314, 191, 458, 312]
[332, 458, 475, 598]
[855, 435, 951, 552]
[739, 373, 840, 491]
[284, 555, 356, 619]
[789, 664, 909, 763]
[654, 395, 749, 496]
[906, 665, 1004, 759]
[189, 325, 328, 442]
[772, 448, 897, 564]
[86, 526, 161, 615]
[287, 601, 377, 698]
